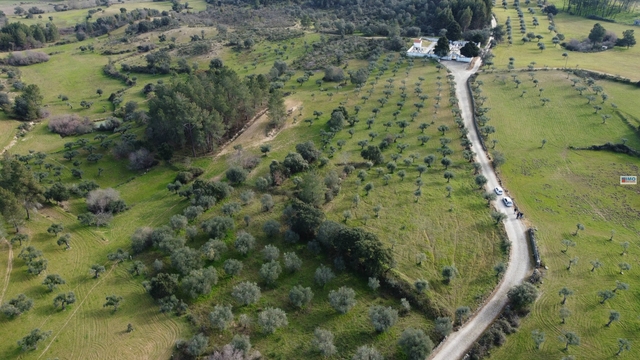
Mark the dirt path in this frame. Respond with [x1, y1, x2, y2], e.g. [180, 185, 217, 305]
[0, 239, 13, 304]
[216, 98, 303, 158]
[428, 60, 532, 360]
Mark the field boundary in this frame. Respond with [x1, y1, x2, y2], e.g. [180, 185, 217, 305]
[0, 239, 13, 304]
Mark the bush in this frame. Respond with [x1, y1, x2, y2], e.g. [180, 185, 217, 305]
[223, 259, 243, 277]
[234, 232, 256, 255]
[398, 328, 434, 360]
[262, 219, 281, 238]
[257, 307, 288, 334]
[86, 188, 126, 214]
[328, 286, 357, 314]
[369, 306, 398, 332]
[209, 304, 233, 331]
[314, 264, 335, 287]
[226, 166, 248, 184]
[283, 252, 302, 272]
[6, 51, 50, 66]
[232, 281, 261, 306]
[128, 148, 156, 170]
[507, 283, 538, 311]
[323, 66, 345, 82]
[289, 285, 313, 308]
[312, 328, 336, 357]
[48, 115, 93, 136]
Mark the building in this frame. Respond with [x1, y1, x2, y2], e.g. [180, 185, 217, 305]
[406, 37, 479, 63]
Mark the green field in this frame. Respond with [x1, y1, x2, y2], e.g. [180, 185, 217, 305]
[0, 4, 512, 357]
[476, 70, 640, 359]
[492, 7, 640, 81]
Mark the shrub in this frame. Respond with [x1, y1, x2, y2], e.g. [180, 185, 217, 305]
[507, 283, 538, 311]
[48, 115, 93, 136]
[223, 259, 243, 276]
[128, 148, 156, 170]
[323, 66, 345, 82]
[226, 166, 248, 184]
[234, 232, 256, 255]
[232, 282, 261, 306]
[86, 188, 126, 214]
[328, 286, 357, 314]
[398, 328, 434, 360]
[283, 252, 302, 272]
[6, 51, 50, 66]
[289, 285, 313, 308]
[209, 304, 233, 331]
[257, 307, 288, 334]
[312, 328, 336, 357]
[369, 306, 398, 332]
[314, 264, 335, 287]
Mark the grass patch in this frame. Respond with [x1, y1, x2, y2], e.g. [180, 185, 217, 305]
[477, 69, 640, 359]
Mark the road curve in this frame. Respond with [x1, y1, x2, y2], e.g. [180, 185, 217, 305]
[428, 60, 532, 360]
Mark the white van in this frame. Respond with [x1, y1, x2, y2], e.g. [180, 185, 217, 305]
[502, 197, 513, 207]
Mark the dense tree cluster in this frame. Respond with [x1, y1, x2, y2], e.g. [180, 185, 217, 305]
[146, 66, 271, 156]
[0, 22, 59, 51]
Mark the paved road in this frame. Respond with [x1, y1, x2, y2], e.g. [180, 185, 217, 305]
[428, 60, 532, 360]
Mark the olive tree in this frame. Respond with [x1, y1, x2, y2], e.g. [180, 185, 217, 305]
[234, 232, 256, 255]
[232, 282, 261, 306]
[329, 286, 357, 314]
[17, 329, 51, 352]
[352, 345, 383, 360]
[259, 260, 282, 285]
[314, 264, 335, 288]
[257, 307, 288, 334]
[369, 305, 398, 333]
[209, 304, 234, 331]
[283, 252, 302, 272]
[223, 259, 243, 277]
[289, 285, 314, 308]
[53, 292, 76, 310]
[312, 328, 336, 357]
[398, 327, 434, 360]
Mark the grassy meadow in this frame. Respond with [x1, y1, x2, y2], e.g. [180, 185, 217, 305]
[476, 69, 640, 359]
[491, 6, 640, 81]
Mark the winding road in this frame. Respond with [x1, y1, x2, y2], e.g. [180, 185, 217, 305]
[428, 60, 532, 360]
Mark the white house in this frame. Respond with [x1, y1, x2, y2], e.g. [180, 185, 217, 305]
[406, 38, 479, 63]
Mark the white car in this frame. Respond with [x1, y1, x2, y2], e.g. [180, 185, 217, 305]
[494, 186, 503, 195]
[502, 197, 513, 207]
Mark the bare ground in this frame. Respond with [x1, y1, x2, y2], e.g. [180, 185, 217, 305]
[216, 98, 303, 158]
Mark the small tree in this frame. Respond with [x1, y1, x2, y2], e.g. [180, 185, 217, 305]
[368, 277, 380, 292]
[369, 306, 398, 333]
[455, 306, 471, 325]
[598, 289, 616, 304]
[561, 239, 576, 253]
[17, 329, 51, 352]
[435, 317, 453, 338]
[507, 283, 538, 310]
[352, 345, 383, 360]
[47, 223, 64, 236]
[442, 265, 458, 284]
[491, 211, 508, 224]
[329, 286, 357, 314]
[494, 262, 506, 278]
[559, 287, 573, 305]
[475, 174, 488, 189]
[573, 223, 585, 236]
[312, 328, 336, 357]
[314, 264, 335, 288]
[53, 292, 76, 310]
[590, 259, 603, 272]
[223, 259, 243, 277]
[531, 329, 545, 349]
[235, 232, 256, 256]
[90, 264, 106, 278]
[232, 282, 261, 306]
[618, 262, 631, 274]
[261, 244, 280, 262]
[257, 307, 288, 334]
[128, 261, 147, 276]
[209, 304, 234, 331]
[559, 331, 580, 351]
[415, 279, 429, 293]
[1, 294, 34, 317]
[103, 294, 123, 312]
[398, 327, 434, 360]
[289, 285, 314, 308]
[606, 310, 620, 327]
[259, 260, 282, 285]
[616, 338, 631, 356]
[42, 274, 66, 292]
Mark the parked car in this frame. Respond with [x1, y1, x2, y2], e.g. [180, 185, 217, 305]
[494, 186, 503, 195]
[502, 197, 513, 207]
